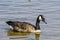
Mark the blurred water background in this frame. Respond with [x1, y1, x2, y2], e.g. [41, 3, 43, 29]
[0, 0, 60, 40]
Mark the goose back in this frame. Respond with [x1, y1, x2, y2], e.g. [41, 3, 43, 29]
[6, 21, 36, 32]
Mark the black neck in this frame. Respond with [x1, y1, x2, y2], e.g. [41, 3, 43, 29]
[35, 17, 40, 30]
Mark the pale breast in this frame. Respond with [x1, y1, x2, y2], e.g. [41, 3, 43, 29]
[21, 22, 35, 32]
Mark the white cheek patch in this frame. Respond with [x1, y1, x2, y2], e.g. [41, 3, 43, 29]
[39, 16, 42, 20]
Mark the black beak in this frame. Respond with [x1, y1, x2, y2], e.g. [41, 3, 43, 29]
[43, 20, 47, 24]
[42, 18, 47, 24]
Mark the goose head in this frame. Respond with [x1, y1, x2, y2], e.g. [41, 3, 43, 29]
[38, 15, 47, 24]
[35, 15, 47, 32]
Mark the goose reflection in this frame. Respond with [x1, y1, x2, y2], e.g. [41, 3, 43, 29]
[7, 30, 40, 40]
[35, 33, 40, 40]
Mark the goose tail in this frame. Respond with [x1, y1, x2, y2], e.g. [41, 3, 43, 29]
[6, 21, 13, 25]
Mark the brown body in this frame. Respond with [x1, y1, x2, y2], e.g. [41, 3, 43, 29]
[6, 21, 36, 32]
[6, 15, 47, 32]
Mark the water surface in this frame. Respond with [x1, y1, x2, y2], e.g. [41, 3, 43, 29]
[0, 0, 60, 40]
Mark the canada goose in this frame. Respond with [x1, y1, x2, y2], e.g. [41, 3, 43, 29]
[6, 15, 47, 32]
